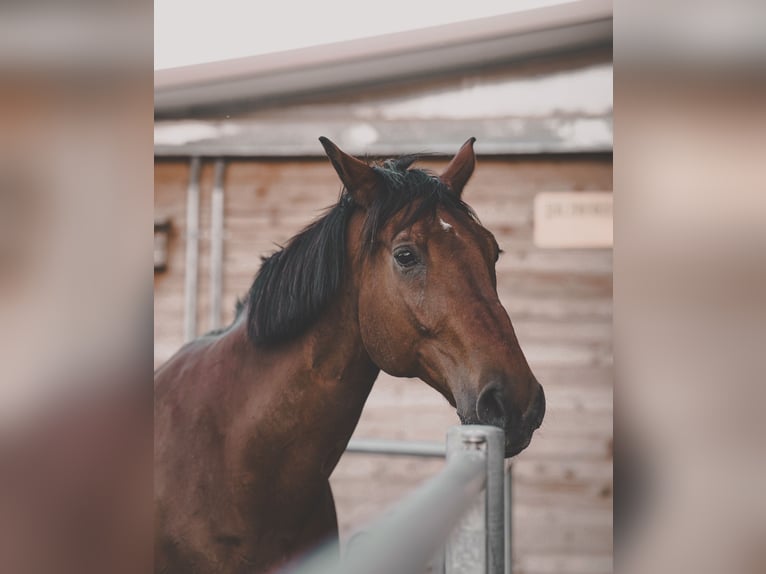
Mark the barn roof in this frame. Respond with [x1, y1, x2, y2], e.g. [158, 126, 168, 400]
[154, 0, 612, 156]
[155, 0, 611, 117]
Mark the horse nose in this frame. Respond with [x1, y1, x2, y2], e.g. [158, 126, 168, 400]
[476, 382, 508, 429]
[476, 380, 545, 431]
[524, 384, 546, 430]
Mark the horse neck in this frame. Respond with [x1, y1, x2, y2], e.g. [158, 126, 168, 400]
[283, 209, 380, 403]
[229, 259, 380, 476]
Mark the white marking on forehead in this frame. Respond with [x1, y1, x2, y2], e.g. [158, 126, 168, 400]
[439, 218, 453, 232]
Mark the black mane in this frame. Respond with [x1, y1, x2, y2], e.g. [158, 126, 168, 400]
[243, 155, 478, 345]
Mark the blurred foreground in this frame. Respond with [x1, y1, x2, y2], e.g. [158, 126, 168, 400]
[615, 1, 766, 572]
[0, 1, 153, 572]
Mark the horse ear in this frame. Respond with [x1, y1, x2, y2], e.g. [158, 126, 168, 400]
[440, 137, 476, 197]
[319, 137, 379, 207]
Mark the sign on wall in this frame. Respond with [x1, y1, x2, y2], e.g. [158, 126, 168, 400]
[533, 192, 613, 249]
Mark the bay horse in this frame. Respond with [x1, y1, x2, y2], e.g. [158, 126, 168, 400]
[154, 138, 545, 574]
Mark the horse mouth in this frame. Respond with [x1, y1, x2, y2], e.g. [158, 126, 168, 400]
[504, 433, 533, 458]
[456, 413, 538, 459]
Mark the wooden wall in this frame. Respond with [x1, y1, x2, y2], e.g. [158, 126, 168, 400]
[154, 155, 613, 574]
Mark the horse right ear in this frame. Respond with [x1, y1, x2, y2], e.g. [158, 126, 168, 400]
[440, 137, 476, 197]
[319, 137, 379, 207]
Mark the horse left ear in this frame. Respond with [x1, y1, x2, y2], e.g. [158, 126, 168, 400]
[319, 137, 379, 207]
[440, 137, 476, 197]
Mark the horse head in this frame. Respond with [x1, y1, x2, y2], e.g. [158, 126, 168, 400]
[320, 137, 545, 457]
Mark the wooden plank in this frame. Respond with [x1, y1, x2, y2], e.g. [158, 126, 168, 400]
[501, 297, 613, 322]
[513, 459, 613, 487]
[513, 505, 613, 553]
[514, 554, 612, 574]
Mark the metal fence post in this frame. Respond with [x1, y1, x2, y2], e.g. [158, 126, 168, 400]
[209, 159, 225, 330]
[183, 157, 201, 342]
[504, 465, 512, 574]
[445, 425, 505, 574]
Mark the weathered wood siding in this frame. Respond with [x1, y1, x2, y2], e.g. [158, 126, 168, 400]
[154, 155, 613, 574]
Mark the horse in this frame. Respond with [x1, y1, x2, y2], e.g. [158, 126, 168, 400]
[154, 138, 546, 574]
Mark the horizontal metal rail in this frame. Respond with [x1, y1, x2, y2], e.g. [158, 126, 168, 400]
[345, 437, 446, 458]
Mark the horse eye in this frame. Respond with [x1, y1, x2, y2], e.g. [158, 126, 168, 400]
[394, 249, 418, 268]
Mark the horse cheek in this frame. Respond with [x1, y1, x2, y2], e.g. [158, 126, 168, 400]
[359, 307, 414, 376]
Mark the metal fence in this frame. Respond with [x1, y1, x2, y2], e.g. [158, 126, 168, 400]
[286, 425, 511, 574]
[346, 437, 446, 458]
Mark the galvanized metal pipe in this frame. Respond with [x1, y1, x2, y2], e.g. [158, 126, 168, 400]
[209, 159, 225, 330]
[287, 428, 509, 574]
[183, 157, 201, 341]
[504, 465, 513, 574]
[446, 425, 505, 574]
[346, 438, 446, 458]
[284, 427, 489, 574]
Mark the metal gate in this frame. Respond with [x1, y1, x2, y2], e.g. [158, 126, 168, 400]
[286, 425, 512, 574]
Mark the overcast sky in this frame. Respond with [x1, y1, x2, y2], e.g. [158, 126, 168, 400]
[155, 0, 574, 69]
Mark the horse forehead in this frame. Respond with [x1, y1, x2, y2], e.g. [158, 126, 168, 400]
[426, 214, 491, 258]
[432, 211, 486, 241]
[390, 209, 491, 253]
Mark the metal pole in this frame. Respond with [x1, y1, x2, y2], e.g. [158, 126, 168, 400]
[485, 429, 505, 574]
[346, 438, 446, 458]
[504, 465, 512, 574]
[446, 425, 505, 574]
[183, 157, 201, 342]
[209, 159, 225, 330]
[287, 447, 486, 574]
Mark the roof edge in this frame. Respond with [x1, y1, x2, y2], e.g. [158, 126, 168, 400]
[155, 0, 612, 115]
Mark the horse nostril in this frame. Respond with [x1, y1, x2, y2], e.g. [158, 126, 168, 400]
[526, 385, 546, 429]
[476, 384, 507, 428]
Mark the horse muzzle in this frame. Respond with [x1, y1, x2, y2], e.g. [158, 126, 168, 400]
[469, 380, 545, 458]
